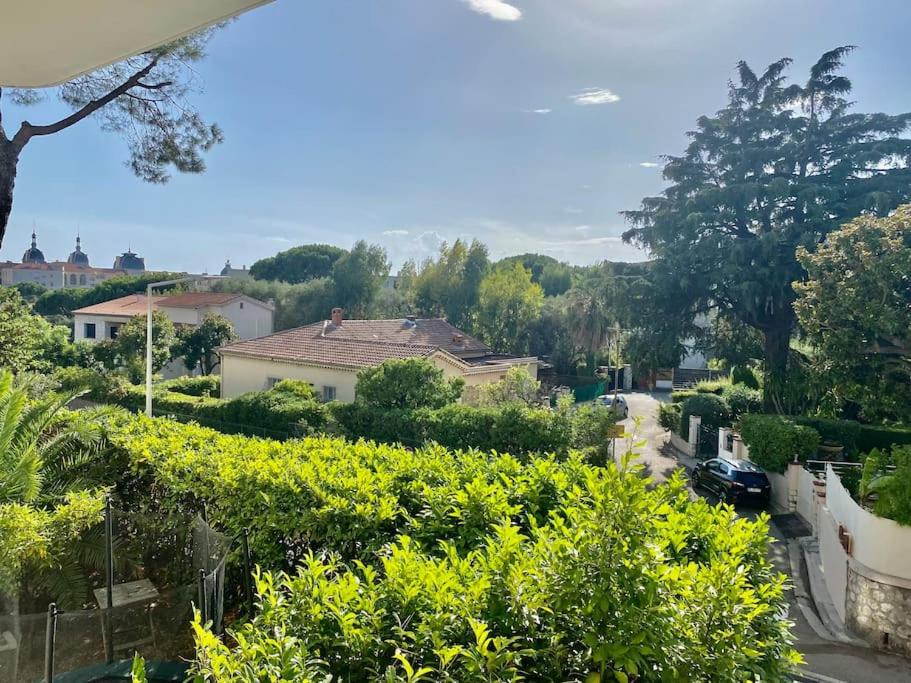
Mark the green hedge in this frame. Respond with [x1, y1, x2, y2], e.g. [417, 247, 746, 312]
[103, 415, 799, 681]
[794, 417, 911, 458]
[721, 384, 762, 418]
[740, 415, 820, 473]
[160, 375, 221, 397]
[680, 394, 731, 442]
[658, 402, 682, 433]
[671, 390, 699, 403]
[329, 402, 575, 457]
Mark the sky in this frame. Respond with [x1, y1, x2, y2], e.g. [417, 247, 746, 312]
[3, 0, 911, 273]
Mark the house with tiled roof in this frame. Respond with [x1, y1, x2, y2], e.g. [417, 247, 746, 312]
[218, 308, 538, 402]
[73, 293, 274, 378]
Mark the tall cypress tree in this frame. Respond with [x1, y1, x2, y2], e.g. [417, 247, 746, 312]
[624, 47, 911, 410]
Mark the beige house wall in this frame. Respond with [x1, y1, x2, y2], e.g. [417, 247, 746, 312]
[220, 354, 358, 401]
[221, 352, 538, 403]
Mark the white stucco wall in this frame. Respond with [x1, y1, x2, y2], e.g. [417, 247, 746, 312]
[158, 299, 273, 341]
[798, 466, 819, 533]
[220, 354, 358, 401]
[818, 504, 849, 622]
[825, 465, 911, 581]
[73, 314, 131, 342]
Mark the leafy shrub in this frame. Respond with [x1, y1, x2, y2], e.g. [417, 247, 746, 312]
[855, 423, 911, 454]
[270, 378, 316, 400]
[105, 415, 590, 566]
[739, 415, 820, 473]
[731, 364, 760, 389]
[721, 384, 762, 418]
[670, 390, 699, 404]
[329, 402, 575, 457]
[184, 449, 799, 682]
[694, 378, 730, 395]
[160, 375, 221, 397]
[794, 417, 862, 457]
[462, 366, 541, 407]
[858, 446, 911, 525]
[793, 417, 911, 459]
[658, 402, 682, 433]
[680, 394, 731, 441]
[53, 366, 118, 398]
[568, 402, 621, 465]
[356, 358, 463, 410]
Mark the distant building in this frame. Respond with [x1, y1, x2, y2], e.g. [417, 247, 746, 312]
[220, 259, 251, 279]
[0, 232, 144, 290]
[112, 250, 145, 273]
[218, 308, 538, 402]
[73, 292, 275, 378]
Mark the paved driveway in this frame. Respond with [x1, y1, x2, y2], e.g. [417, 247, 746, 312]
[617, 391, 689, 484]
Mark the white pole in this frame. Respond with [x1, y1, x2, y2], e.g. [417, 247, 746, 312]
[145, 284, 154, 417]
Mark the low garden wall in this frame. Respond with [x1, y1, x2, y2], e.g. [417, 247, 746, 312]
[819, 465, 911, 655]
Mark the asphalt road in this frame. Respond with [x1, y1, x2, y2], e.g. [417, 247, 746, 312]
[620, 391, 911, 683]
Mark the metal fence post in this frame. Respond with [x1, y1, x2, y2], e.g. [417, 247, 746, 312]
[103, 496, 114, 663]
[241, 528, 254, 618]
[197, 569, 208, 625]
[44, 603, 61, 683]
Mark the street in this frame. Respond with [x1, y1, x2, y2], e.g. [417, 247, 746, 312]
[619, 391, 911, 683]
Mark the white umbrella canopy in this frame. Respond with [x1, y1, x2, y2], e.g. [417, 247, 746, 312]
[0, 0, 274, 87]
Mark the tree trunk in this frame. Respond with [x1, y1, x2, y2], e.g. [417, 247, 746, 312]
[762, 324, 792, 413]
[0, 138, 19, 248]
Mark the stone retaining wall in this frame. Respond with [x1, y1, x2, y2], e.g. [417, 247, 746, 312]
[846, 565, 911, 656]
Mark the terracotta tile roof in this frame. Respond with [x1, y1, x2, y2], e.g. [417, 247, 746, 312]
[72, 294, 165, 316]
[316, 318, 489, 354]
[73, 292, 271, 316]
[219, 318, 489, 369]
[158, 292, 243, 308]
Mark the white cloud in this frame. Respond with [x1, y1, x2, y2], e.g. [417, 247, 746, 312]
[564, 206, 584, 215]
[522, 108, 551, 114]
[639, 161, 659, 168]
[581, 184, 593, 190]
[570, 88, 620, 106]
[575, 225, 590, 231]
[461, 0, 522, 21]
[382, 229, 410, 236]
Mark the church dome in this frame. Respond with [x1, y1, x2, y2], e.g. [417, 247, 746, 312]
[67, 235, 90, 266]
[113, 250, 145, 271]
[22, 231, 45, 264]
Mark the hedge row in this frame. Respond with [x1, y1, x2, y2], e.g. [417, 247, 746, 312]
[795, 416, 911, 458]
[103, 415, 799, 681]
[56, 368, 327, 438]
[328, 402, 574, 457]
[739, 414, 820, 473]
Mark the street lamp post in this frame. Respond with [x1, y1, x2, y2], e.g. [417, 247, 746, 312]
[145, 276, 225, 417]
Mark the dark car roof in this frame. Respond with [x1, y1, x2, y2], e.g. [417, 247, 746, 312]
[716, 457, 765, 473]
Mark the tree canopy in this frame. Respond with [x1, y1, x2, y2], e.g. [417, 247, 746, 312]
[355, 358, 463, 410]
[475, 263, 544, 355]
[249, 244, 347, 284]
[330, 241, 390, 318]
[177, 313, 238, 376]
[0, 28, 226, 247]
[496, 253, 574, 297]
[623, 46, 911, 410]
[795, 207, 911, 421]
[413, 240, 490, 330]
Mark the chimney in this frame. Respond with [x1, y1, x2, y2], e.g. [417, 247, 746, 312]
[453, 333, 464, 345]
[331, 307, 343, 327]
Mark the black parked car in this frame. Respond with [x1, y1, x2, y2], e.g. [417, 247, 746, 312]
[691, 457, 771, 506]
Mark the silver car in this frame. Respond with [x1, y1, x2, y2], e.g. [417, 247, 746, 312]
[597, 394, 629, 418]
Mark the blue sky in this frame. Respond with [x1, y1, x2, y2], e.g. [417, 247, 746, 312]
[3, 0, 911, 272]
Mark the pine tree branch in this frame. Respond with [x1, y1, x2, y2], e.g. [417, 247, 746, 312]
[10, 57, 160, 150]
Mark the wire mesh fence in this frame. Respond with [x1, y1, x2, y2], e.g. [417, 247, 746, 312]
[0, 506, 233, 683]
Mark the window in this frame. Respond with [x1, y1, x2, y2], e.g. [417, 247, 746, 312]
[266, 377, 281, 389]
[108, 324, 120, 340]
[322, 386, 336, 402]
[79, 274, 86, 285]
[84, 323, 96, 339]
[69, 274, 77, 285]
